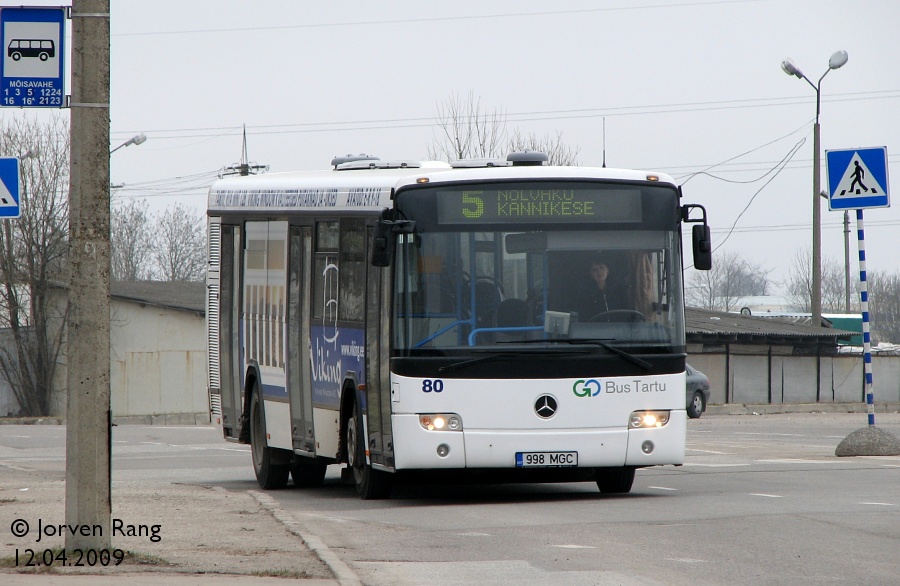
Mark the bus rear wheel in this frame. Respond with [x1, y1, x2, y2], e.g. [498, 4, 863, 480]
[595, 466, 636, 494]
[250, 388, 290, 489]
[346, 401, 393, 499]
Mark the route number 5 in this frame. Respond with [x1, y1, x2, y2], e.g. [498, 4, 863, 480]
[462, 192, 484, 218]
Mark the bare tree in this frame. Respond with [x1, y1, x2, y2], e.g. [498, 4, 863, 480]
[426, 91, 507, 161]
[686, 250, 770, 311]
[508, 129, 580, 166]
[111, 198, 157, 281]
[426, 92, 580, 164]
[0, 114, 69, 416]
[867, 270, 900, 344]
[786, 250, 853, 314]
[154, 203, 205, 281]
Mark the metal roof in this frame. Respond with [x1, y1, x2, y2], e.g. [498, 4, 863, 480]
[686, 307, 853, 344]
[111, 281, 205, 315]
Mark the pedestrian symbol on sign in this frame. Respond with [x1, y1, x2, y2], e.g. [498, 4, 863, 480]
[844, 161, 875, 196]
[826, 147, 890, 211]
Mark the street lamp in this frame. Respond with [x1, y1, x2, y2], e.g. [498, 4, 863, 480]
[781, 50, 848, 327]
[109, 132, 147, 154]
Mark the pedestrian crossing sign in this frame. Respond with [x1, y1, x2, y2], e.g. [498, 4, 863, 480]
[0, 157, 20, 218]
[826, 146, 890, 210]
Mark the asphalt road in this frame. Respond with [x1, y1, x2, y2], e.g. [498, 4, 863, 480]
[1, 413, 898, 585]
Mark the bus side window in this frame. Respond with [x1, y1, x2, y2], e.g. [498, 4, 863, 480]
[339, 218, 366, 322]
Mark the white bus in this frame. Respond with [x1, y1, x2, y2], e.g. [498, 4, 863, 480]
[206, 152, 712, 499]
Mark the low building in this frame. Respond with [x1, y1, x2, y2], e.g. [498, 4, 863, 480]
[46, 281, 208, 423]
[686, 307, 898, 408]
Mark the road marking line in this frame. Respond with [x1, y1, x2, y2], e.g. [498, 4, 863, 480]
[687, 448, 731, 454]
[859, 502, 896, 506]
[0, 461, 31, 471]
[735, 432, 806, 436]
[553, 545, 597, 549]
[757, 459, 841, 464]
[682, 463, 751, 467]
[750, 493, 783, 498]
[648, 486, 678, 491]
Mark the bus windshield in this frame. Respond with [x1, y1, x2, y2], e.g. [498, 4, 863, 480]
[392, 181, 685, 354]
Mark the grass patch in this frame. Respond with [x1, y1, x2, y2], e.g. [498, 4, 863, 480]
[252, 568, 313, 579]
[0, 548, 172, 571]
[120, 550, 173, 566]
[0, 548, 62, 573]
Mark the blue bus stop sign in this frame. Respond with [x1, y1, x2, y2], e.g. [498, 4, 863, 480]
[826, 147, 890, 210]
[0, 157, 20, 218]
[0, 7, 66, 108]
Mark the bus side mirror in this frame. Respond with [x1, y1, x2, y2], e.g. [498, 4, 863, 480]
[692, 224, 712, 271]
[371, 220, 393, 267]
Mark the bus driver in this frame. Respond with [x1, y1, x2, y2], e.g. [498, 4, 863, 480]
[579, 252, 630, 320]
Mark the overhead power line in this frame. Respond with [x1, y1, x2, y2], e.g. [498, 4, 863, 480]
[112, 1, 766, 37]
[112, 89, 900, 142]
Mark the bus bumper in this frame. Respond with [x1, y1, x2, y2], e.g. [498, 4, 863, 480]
[391, 412, 685, 470]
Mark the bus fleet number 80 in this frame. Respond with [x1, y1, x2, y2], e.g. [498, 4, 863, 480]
[421, 379, 444, 393]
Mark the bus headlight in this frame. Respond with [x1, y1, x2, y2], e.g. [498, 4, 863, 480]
[629, 411, 670, 429]
[419, 414, 463, 431]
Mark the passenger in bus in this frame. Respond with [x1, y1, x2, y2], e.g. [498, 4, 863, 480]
[577, 252, 631, 321]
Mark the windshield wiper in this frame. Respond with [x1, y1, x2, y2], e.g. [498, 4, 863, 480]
[437, 347, 591, 374]
[500, 338, 653, 372]
[437, 353, 516, 374]
[569, 339, 654, 372]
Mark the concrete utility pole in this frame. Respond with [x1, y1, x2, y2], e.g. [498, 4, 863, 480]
[781, 50, 848, 327]
[65, 0, 111, 550]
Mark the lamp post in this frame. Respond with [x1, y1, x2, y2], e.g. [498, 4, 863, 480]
[781, 50, 847, 326]
[110, 132, 146, 154]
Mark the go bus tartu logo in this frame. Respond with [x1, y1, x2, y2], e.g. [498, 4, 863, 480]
[572, 379, 602, 397]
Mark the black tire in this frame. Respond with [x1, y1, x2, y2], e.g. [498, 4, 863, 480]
[250, 388, 290, 489]
[346, 401, 393, 499]
[291, 455, 327, 488]
[595, 467, 636, 494]
[687, 391, 705, 419]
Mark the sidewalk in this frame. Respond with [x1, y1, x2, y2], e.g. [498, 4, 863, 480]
[0, 471, 344, 584]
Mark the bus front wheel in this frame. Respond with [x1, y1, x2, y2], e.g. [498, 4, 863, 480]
[346, 401, 393, 499]
[595, 466, 635, 494]
[250, 388, 290, 489]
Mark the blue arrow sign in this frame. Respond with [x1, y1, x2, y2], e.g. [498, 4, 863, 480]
[0, 157, 20, 218]
[0, 7, 66, 108]
[826, 147, 890, 210]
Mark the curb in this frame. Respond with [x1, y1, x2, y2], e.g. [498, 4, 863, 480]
[705, 402, 900, 416]
[249, 491, 362, 586]
[0, 414, 210, 426]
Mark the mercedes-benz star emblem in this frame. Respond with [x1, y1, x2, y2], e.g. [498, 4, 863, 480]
[534, 395, 558, 419]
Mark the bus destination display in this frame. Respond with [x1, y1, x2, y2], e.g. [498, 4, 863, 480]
[436, 187, 642, 224]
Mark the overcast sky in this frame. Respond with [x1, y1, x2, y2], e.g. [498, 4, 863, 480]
[8, 0, 900, 294]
